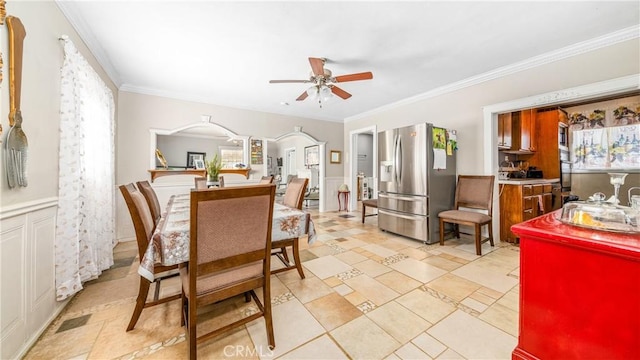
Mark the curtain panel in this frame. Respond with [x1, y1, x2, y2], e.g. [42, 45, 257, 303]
[55, 37, 115, 301]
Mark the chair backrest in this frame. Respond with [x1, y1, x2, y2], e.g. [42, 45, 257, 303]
[190, 184, 276, 276]
[286, 174, 297, 184]
[454, 175, 495, 216]
[194, 177, 207, 190]
[283, 177, 309, 209]
[218, 176, 225, 188]
[136, 180, 162, 226]
[259, 176, 274, 184]
[120, 183, 156, 261]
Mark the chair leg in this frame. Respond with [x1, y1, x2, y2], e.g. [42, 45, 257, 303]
[439, 218, 445, 246]
[263, 279, 275, 350]
[292, 238, 305, 279]
[488, 223, 495, 247]
[245, 292, 251, 302]
[188, 300, 197, 360]
[362, 203, 366, 223]
[180, 291, 186, 327]
[281, 247, 290, 263]
[127, 276, 151, 331]
[475, 224, 482, 256]
[454, 224, 460, 239]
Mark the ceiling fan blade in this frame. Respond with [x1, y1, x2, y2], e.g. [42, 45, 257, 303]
[334, 72, 373, 83]
[331, 86, 352, 99]
[269, 79, 310, 84]
[309, 57, 325, 77]
[296, 91, 309, 101]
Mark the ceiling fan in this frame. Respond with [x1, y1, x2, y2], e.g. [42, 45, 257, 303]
[269, 57, 373, 105]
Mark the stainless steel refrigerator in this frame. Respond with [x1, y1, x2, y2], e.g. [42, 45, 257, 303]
[378, 123, 456, 244]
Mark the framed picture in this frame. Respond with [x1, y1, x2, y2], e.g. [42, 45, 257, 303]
[193, 159, 205, 169]
[250, 139, 263, 165]
[304, 145, 319, 166]
[330, 150, 341, 164]
[187, 151, 206, 168]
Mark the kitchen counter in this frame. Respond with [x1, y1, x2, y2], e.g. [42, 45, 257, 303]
[498, 178, 559, 185]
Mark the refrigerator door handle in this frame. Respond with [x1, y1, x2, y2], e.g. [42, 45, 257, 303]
[379, 209, 424, 221]
[378, 193, 423, 202]
[395, 135, 402, 183]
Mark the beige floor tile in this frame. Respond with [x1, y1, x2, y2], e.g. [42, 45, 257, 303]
[285, 276, 335, 304]
[451, 262, 518, 293]
[425, 273, 482, 302]
[478, 302, 519, 337]
[323, 276, 343, 287]
[354, 259, 393, 277]
[24, 322, 103, 360]
[367, 301, 431, 343]
[396, 289, 455, 324]
[331, 316, 401, 359]
[427, 310, 517, 359]
[389, 258, 447, 283]
[460, 297, 489, 313]
[375, 271, 422, 294]
[423, 255, 464, 271]
[394, 342, 429, 360]
[436, 348, 465, 359]
[305, 293, 363, 331]
[333, 284, 353, 296]
[344, 291, 368, 306]
[246, 299, 325, 359]
[468, 290, 497, 306]
[278, 334, 349, 359]
[336, 237, 369, 250]
[496, 288, 520, 312]
[362, 244, 398, 258]
[334, 250, 368, 265]
[303, 256, 353, 279]
[411, 332, 447, 358]
[344, 274, 400, 306]
[400, 246, 429, 260]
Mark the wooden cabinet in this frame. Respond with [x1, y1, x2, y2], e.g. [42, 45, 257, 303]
[499, 182, 555, 243]
[497, 113, 512, 149]
[518, 108, 537, 152]
[512, 213, 640, 360]
[529, 108, 567, 179]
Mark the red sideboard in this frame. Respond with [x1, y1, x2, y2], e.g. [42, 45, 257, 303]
[511, 211, 639, 360]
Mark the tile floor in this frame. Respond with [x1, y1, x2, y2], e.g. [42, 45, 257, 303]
[25, 208, 521, 359]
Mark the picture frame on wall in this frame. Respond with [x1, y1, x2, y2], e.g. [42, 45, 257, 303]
[193, 159, 205, 170]
[187, 152, 206, 168]
[304, 145, 319, 166]
[330, 150, 341, 164]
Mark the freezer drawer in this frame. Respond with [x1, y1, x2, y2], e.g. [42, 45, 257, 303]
[378, 208, 430, 243]
[378, 193, 427, 216]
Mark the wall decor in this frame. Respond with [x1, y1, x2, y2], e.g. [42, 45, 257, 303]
[330, 150, 341, 164]
[186, 151, 205, 168]
[305, 145, 319, 166]
[250, 139, 263, 165]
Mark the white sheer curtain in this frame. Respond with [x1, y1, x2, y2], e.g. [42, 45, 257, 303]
[55, 37, 115, 301]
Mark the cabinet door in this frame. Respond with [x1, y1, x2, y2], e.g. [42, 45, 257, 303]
[498, 113, 512, 149]
[520, 109, 537, 152]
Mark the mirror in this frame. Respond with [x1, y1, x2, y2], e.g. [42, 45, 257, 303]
[265, 128, 326, 212]
[149, 122, 250, 171]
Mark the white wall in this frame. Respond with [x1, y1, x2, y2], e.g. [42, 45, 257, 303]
[0, 2, 117, 359]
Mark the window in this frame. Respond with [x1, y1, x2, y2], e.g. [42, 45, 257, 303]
[219, 146, 243, 168]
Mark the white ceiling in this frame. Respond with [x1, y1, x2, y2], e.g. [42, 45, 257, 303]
[56, 1, 640, 123]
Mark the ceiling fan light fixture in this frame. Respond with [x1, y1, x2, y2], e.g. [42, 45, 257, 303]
[320, 85, 332, 102]
[306, 86, 318, 97]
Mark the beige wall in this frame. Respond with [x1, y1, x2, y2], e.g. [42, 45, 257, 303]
[0, 1, 118, 207]
[343, 39, 640, 177]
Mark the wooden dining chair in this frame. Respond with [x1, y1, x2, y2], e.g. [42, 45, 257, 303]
[136, 180, 162, 226]
[194, 177, 207, 190]
[181, 184, 276, 359]
[218, 175, 225, 188]
[272, 177, 308, 278]
[119, 183, 180, 331]
[259, 175, 274, 184]
[438, 175, 495, 255]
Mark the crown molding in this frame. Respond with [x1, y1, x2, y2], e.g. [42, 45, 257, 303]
[346, 25, 640, 123]
[55, 1, 122, 87]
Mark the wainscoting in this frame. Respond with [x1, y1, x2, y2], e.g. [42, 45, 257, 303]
[1, 198, 67, 359]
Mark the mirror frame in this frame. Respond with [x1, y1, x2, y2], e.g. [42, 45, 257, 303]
[149, 122, 250, 170]
[264, 129, 326, 212]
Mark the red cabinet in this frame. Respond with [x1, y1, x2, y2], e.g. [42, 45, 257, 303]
[511, 212, 640, 360]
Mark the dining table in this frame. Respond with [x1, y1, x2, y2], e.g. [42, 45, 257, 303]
[138, 193, 317, 281]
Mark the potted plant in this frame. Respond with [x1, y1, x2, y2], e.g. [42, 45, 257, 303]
[206, 154, 222, 182]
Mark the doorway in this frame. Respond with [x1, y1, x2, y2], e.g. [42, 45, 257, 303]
[284, 148, 296, 181]
[483, 75, 638, 240]
[349, 126, 377, 212]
